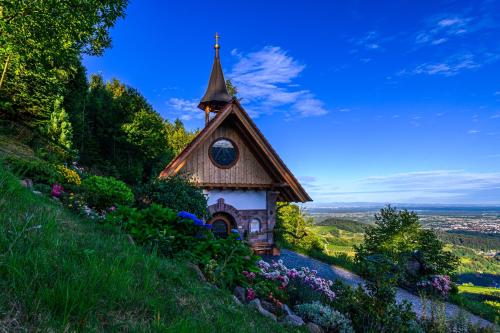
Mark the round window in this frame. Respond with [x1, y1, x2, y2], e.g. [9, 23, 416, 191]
[209, 138, 238, 168]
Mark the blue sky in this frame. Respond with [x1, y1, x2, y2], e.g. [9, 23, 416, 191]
[83, 0, 500, 205]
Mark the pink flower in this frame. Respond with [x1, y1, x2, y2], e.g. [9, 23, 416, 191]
[246, 287, 256, 300]
[51, 184, 64, 198]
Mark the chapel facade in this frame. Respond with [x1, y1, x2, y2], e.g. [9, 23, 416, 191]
[160, 34, 311, 254]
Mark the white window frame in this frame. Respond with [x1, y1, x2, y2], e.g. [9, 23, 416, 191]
[249, 218, 261, 234]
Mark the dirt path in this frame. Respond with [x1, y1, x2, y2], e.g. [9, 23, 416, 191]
[265, 249, 497, 330]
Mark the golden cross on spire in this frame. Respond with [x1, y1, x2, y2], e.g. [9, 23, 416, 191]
[215, 32, 220, 49]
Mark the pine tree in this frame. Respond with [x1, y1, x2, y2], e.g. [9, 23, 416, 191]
[47, 97, 73, 149]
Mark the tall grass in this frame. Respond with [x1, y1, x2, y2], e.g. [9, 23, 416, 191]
[0, 167, 299, 332]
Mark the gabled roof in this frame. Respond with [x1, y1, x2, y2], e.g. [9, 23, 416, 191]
[159, 100, 312, 202]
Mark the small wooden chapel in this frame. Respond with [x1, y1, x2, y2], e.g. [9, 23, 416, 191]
[160, 34, 311, 254]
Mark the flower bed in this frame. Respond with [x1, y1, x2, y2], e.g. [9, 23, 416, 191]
[257, 259, 336, 303]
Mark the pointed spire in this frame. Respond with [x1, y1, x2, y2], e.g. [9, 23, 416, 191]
[198, 32, 232, 119]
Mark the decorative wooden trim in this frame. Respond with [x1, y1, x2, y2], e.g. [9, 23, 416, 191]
[200, 182, 289, 190]
[208, 137, 240, 169]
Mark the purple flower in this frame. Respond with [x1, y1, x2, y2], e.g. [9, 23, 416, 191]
[177, 211, 198, 220]
[177, 211, 205, 226]
[193, 219, 204, 226]
[51, 183, 64, 198]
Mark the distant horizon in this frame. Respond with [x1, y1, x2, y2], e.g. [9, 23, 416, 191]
[305, 201, 500, 208]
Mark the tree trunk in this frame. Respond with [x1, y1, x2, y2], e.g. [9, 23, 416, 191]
[0, 54, 11, 90]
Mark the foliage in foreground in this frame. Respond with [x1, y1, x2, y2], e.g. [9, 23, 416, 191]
[105, 204, 258, 289]
[295, 301, 353, 333]
[137, 174, 208, 218]
[81, 175, 134, 211]
[355, 206, 459, 290]
[0, 167, 298, 332]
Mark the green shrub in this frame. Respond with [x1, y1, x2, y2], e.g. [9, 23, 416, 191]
[139, 174, 207, 218]
[105, 204, 207, 252]
[3, 156, 61, 185]
[81, 175, 134, 211]
[355, 205, 458, 287]
[295, 301, 354, 333]
[331, 256, 418, 333]
[105, 204, 258, 289]
[193, 235, 259, 289]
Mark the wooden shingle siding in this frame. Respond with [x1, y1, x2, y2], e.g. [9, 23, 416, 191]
[183, 123, 273, 185]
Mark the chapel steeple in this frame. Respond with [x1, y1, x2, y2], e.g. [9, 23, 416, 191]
[198, 33, 233, 125]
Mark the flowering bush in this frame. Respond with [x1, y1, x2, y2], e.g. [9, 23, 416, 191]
[51, 183, 64, 198]
[295, 301, 354, 333]
[106, 206, 258, 288]
[257, 260, 336, 304]
[417, 275, 453, 298]
[55, 165, 81, 185]
[246, 287, 256, 301]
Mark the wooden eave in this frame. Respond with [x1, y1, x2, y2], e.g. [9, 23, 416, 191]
[159, 101, 312, 202]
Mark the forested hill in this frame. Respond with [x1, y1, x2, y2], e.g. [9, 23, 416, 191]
[0, 1, 197, 186]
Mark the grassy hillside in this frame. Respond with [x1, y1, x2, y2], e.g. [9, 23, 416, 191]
[0, 167, 299, 332]
[311, 218, 365, 258]
[451, 285, 500, 324]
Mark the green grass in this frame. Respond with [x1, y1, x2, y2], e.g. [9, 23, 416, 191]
[311, 224, 363, 259]
[451, 246, 500, 275]
[0, 167, 300, 332]
[450, 285, 500, 325]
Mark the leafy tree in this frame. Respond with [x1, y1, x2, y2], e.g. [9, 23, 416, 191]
[62, 61, 88, 152]
[226, 79, 238, 98]
[0, 0, 127, 122]
[165, 119, 198, 156]
[122, 109, 169, 160]
[355, 206, 458, 285]
[63, 74, 197, 185]
[275, 202, 323, 251]
[47, 97, 73, 149]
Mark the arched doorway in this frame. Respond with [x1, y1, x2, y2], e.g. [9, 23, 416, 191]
[208, 213, 236, 238]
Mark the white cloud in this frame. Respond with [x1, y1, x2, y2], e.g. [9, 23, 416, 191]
[229, 46, 328, 117]
[431, 38, 448, 45]
[309, 170, 500, 204]
[404, 53, 481, 76]
[494, 91, 500, 96]
[167, 98, 203, 121]
[438, 18, 464, 27]
[166, 46, 328, 120]
[415, 15, 471, 46]
[353, 31, 382, 51]
[468, 129, 480, 134]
